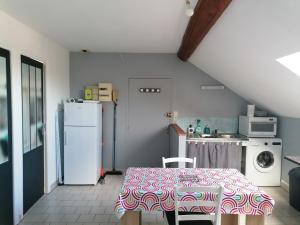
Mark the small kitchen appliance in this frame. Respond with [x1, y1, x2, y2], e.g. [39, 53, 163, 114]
[239, 116, 277, 137]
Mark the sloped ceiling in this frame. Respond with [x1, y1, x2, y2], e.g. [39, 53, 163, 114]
[1, 0, 299, 117]
[190, 0, 300, 118]
[0, 0, 191, 53]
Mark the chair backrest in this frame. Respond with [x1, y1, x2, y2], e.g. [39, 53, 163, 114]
[162, 157, 196, 168]
[174, 185, 223, 225]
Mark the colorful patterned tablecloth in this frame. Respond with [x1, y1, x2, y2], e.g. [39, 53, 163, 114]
[115, 168, 274, 218]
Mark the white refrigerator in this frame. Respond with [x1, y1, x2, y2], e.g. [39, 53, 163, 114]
[64, 102, 102, 185]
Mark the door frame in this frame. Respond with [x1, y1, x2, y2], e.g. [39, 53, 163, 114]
[21, 55, 46, 213]
[0, 47, 13, 224]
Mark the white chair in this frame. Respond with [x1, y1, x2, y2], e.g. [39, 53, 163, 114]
[162, 157, 196, 224]
[174, 185, 223, 225]
[162, 157, 197, 168]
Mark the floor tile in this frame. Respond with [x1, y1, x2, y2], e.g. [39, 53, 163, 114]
[19, 175, 300, 225]
[93, 214, 110, 223]
[77, 214, 95, 223]
[61, 214, 80, 223]
[46, 214, 64, 222]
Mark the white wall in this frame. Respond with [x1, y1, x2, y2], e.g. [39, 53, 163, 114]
[0, 10, 69, 224]
[278, 117, 300, 188]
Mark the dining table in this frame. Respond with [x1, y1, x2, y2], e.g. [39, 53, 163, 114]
[115, 167, 275, 225]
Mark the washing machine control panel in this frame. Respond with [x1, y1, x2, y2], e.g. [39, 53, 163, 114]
[272, 142, 282, 146]
[246, 138, 282, 146]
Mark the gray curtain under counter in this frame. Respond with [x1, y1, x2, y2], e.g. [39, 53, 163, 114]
[187, 142, 242, 171]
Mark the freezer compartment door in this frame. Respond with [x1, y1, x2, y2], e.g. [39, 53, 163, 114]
[64, 126, 100, 185]
[64, 102, 101, 127]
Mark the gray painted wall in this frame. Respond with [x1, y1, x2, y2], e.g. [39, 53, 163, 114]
[279, 117, 300, 184]
[70, 53, 248, 169]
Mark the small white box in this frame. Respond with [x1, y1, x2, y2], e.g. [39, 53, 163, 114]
[247, 105, 255, 117]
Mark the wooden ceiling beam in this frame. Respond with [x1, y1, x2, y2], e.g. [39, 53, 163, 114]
[177, 0, 232, 61]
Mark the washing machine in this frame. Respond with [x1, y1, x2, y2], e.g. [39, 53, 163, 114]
[245, 138, 282, 186]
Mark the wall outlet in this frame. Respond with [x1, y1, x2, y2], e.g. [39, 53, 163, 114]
[166, 111, 178, 124]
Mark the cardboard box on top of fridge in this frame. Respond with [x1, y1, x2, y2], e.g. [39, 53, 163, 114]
[98, 83, 112, 92]
[84, 88, 93, 100]
[98, 83, 112, 101]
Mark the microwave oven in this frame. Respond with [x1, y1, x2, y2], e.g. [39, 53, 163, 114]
[239, 116, 277, 137]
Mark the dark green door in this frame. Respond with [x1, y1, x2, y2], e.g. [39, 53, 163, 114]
[0, 48, 13, 225]
[21, 56, 44, 213]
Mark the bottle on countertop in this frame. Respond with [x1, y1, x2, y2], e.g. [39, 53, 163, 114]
[187, 124, 194, 138]
[194, 119, 202, 136]
[203, 125, 210, 134]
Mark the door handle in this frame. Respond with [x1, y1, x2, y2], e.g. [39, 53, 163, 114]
[64, 132, 67, 145]
[42, 123, 46, 135]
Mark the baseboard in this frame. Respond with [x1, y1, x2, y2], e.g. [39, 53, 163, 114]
[281, 179, 289, 192]
[104, 168, 126, 175]
[47, 181, 58, 194]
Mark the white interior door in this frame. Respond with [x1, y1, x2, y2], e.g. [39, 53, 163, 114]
[127, 78, 172, 167]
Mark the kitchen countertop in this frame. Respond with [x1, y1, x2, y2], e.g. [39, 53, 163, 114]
[186, 133, 249, 145]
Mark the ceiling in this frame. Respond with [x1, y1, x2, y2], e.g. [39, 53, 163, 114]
[0, 0, 192, 53]
[190, 0, 300, 118]
[1, 0, 300, 118]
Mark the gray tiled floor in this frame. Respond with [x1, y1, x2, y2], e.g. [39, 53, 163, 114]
[19, 176, 300, 225]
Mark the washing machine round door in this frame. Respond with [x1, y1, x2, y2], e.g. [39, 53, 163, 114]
[253, 150, 275, 173]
